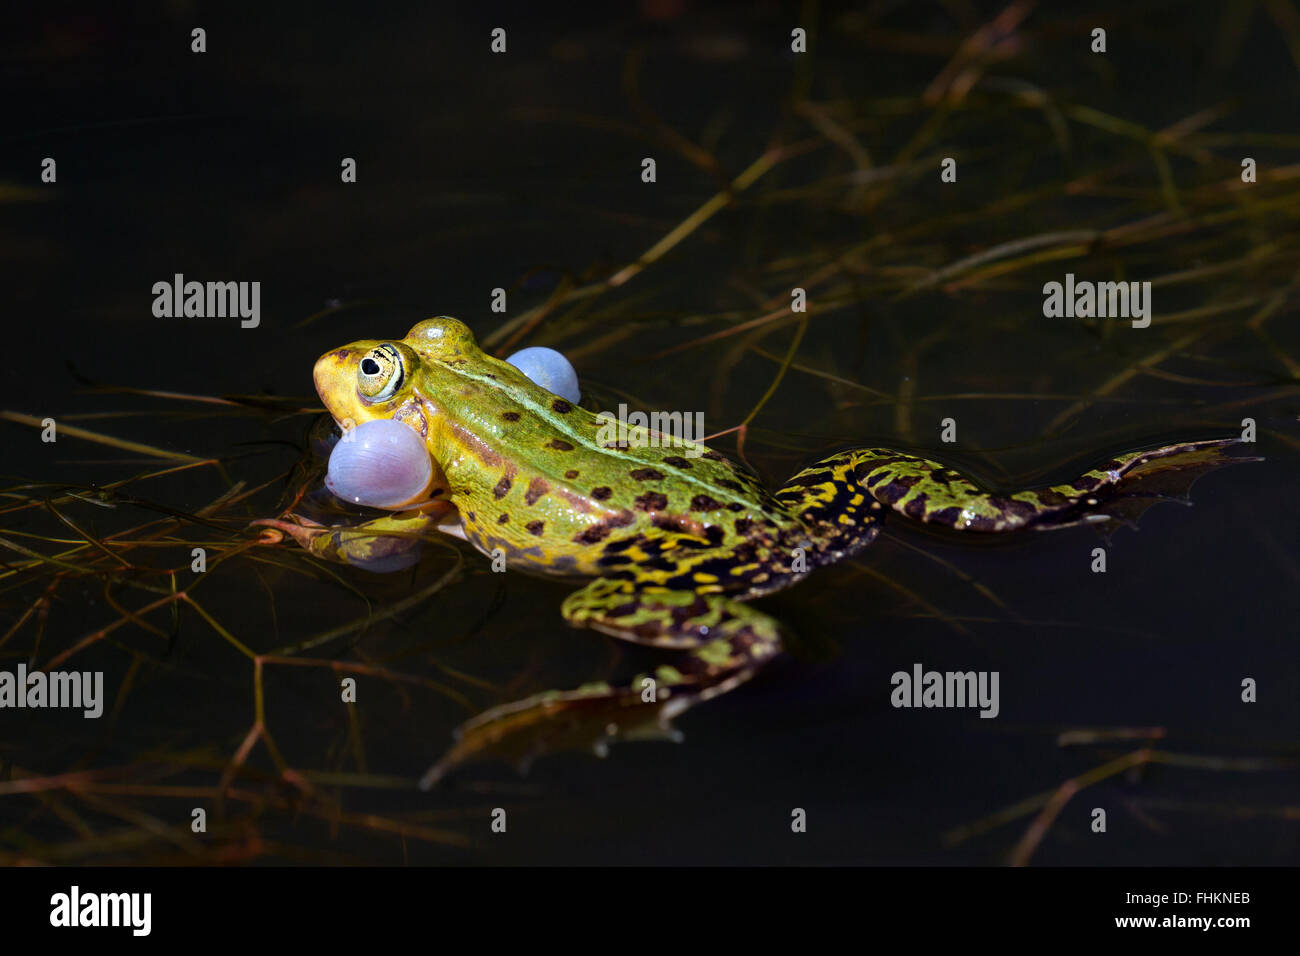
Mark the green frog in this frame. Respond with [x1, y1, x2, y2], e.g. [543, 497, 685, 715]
[264, 316, 1249, 787]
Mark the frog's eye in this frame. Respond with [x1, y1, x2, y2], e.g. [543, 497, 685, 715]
[357, 344, 404, 401]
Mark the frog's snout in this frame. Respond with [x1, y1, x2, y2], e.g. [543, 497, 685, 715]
[313, 348, 356, 418]
[314, 349, 352, 387]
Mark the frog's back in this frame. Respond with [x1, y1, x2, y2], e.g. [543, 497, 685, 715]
[430, 376, 792, 578]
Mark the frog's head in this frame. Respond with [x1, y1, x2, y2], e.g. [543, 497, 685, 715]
[313, 335, 423, 433]
[316, 316, 585, 505]
[313, 315, 530, 440]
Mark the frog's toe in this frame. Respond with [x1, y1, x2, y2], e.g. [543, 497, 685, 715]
[422, 582, 783, 786]
[250, 515, 326, 549]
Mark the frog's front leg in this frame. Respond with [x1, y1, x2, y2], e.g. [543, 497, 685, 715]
[255, 501, 459, 571]
[419, 577, 782, 788]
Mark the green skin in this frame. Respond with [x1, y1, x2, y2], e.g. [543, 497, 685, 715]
[275, 316, 1245, 786]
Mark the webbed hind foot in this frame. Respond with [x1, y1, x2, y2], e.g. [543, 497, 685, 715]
[419, 577, 782, 786]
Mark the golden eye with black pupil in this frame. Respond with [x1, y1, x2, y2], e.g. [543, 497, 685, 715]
[357, 344, 403, 401]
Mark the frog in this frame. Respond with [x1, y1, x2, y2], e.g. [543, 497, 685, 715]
[262, 316, 1252, 787]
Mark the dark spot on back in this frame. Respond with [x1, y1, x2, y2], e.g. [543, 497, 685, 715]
[735, 517, 754, 534]
[705, 525, 725, 546]
[702, 450, 725, 461]
[493, 475, 512, 499]
[690, 494, 721, 511]
[546, 439, 574, 451]
[525, 478, 550, 506]
[652, 515, 692, 533]
[551, 399, 572, 414]
[591, 486, 612, 500]
[573, 510, 634, 545]
[497, 514, 510, 524]
[663, 456, 691, 468]
[727, 502, 745, 511]
[564, 469, 580, 479]
[525, 520, 545, 536]
[635, 491, 669, 512]
[630, 468, 664, 481]
[717, 479, 744, 493]
[501, 411, 520, 422]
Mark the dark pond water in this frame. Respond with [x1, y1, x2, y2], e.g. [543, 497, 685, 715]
[2, 1, 1298, 864]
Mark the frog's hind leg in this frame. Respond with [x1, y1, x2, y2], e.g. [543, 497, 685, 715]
[777, 446, 1044, 535]
[562, 578, 783, 700]
[781, 438, 1253, 534]
[419, 576, 782, 788]
[772, 454, 887, 564]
